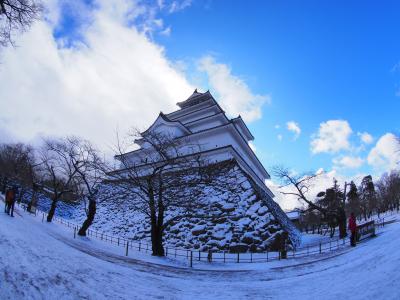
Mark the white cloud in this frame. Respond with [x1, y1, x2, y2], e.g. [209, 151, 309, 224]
[0, 0, 193, 152]
[274, 124, 280, 129]
[286, 121, 301, 140]
[168, 0, 192, 13]
[333, 156, 364, 169]
[160, 26, 171, 36]
[197, 55, 270, 122]
[358, 132, 374, 144]
[367, 133, 400, 172]
[310, 120, 352, 154]
[277, 134, 283, 141]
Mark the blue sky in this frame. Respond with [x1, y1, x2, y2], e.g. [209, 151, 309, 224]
[155, 0, 400, 178]
[1, 0, 399, 191]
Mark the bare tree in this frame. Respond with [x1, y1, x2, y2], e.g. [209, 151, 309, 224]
[0, 0, 43, 47]
[0, 142, 48, 214]
[273, 166, 347, 238]
[108, 129, 237, 256]
[0, 143, 37, 197]
[39, 137, 88, 222]
[376, 171, 400, 213]
[273, 166, 322, 211]
[72, 141, 108, 236]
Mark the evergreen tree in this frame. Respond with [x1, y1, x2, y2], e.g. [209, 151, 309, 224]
[347, 181, 361, 218]
[315, 178, 346, 238]
[360, 175, 377, 219]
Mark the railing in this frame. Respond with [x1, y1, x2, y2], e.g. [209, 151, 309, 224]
[7, 198, 389, 267]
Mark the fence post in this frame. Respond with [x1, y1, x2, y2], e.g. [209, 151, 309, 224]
[267, 250, 269, 262]
[166, 247, 168, 257]
[175, 248, 177, 258]
[74, 227, 76, 239]
[42, 213, 44, 222]
[237, 252, 240, 263]
[319, 242, 322, 254]
[118, 237, 120, 246]
[223, 251, 226, 263]
[126, 241, 129, 256]
[250, 252, 253, 263]
[198, 250, 201, 261]
[190, 251, 193, 268]
[139, 242, 141, 251]
[329, 241, 331, 251]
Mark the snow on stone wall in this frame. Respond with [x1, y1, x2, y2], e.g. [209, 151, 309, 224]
[24, 162, 300, 252]
[72, 163, 300, 252]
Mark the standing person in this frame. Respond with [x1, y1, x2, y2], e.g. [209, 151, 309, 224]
[9, 186, 17, 217]
[4, 186, 11, 213]
[348, 212, 357, 247]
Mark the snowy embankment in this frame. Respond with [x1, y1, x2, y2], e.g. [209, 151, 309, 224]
[1, 199, 400, 300]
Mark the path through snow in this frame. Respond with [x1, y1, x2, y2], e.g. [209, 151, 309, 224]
[0, 203, 399, 299]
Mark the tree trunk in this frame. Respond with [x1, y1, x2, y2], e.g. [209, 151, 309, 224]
[47, 198, 58, 222]
[151, 224, 164, 256]
[27, 190, 37, 213]
[148, 185, 165, 256]
[78, 200, 96, 236]
[338, 219, 347, 238]
[338, 208, 347, 239]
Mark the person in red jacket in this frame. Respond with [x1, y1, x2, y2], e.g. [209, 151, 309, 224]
[5, 187, 15, 216]
[348, 212, 357, 247]
[4, 187, 12, 213]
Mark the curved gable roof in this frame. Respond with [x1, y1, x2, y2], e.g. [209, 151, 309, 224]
[141, 112, 192, 137]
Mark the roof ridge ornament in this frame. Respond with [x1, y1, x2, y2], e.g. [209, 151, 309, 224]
[176, 89, 214, 109]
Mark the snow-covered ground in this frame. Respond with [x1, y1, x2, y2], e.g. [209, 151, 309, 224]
[1, 201, 400, 299]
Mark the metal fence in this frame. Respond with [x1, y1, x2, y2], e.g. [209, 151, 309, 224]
[10, 199, 388, 267]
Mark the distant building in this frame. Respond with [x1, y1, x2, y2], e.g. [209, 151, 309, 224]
[286, 210, 303, 228]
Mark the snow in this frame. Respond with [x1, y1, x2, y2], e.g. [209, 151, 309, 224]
[286, 210, 300, 220]
[18, 171, 301, 252]
[1, 196, 400, 299]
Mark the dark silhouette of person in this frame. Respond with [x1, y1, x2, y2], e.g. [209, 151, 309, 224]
[348, 212, 357, 247]
[4, 186, 12, 213]
[5, 186, 17, 217]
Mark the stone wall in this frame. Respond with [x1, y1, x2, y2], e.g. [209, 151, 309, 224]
[74, 161, 300, 252]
